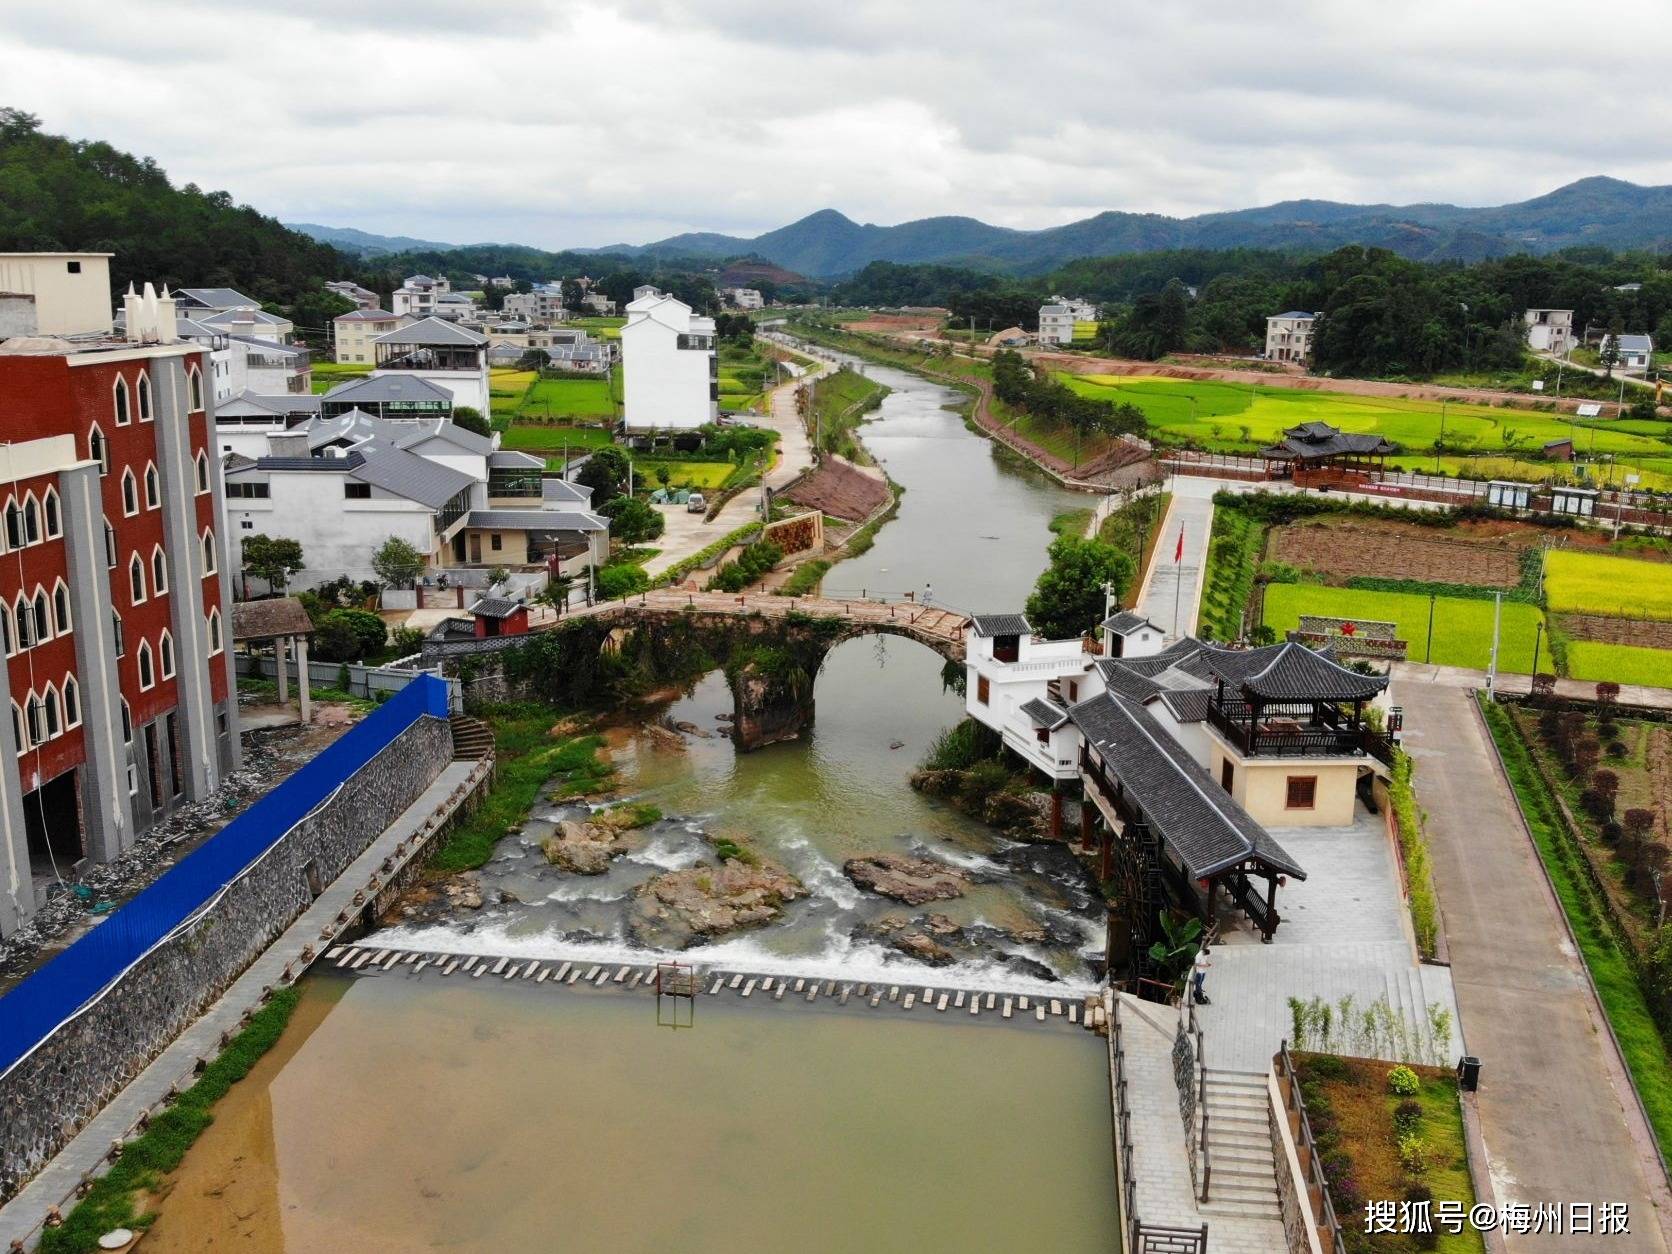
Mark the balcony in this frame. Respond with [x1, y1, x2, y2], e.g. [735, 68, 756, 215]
[1205, 697, 1396, 766]
[375, 346, 483, 372]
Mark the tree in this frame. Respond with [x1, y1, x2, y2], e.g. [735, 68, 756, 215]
[313, 608, 386, 661]
[241, 533, 304, 592]
[1024, 535, 1135, 641]
[1600, 319, 1623, 378]
[370, 536, 424, 588]
[600, 495, 665, 545]
[654, 464, 672, 489]
[452, 406, 490, 437]
[574, 446, 631, 502]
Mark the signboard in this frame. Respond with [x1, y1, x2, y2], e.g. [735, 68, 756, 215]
[1531, 380, 1545, 392]
[1575, 402, 1603, 418]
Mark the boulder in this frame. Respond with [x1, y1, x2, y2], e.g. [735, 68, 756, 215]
[541, 819, 628, 875]
[630, 860, 806, 948]
[443, 878, 483, 910]
[843, 854, 966, 905]
[892, 931, 955, 965]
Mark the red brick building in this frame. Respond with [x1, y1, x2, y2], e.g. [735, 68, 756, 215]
[0, 276, 238, 937]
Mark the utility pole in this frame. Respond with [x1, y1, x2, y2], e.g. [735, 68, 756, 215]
[1486, 590, 1502, 695]
[1425, 593, 1436, 664]
[1532, 620, 1544, 677]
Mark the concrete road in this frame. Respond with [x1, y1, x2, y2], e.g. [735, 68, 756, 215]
[1395, 682, 1672, 1251]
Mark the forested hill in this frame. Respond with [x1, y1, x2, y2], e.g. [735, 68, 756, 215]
[0, 108, 359, 308]
[609, 178, 1672, 276]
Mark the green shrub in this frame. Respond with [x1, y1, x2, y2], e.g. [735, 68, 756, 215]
[595, 563, 650, 599]
[922, 718, 1001, 771]
[1393, 1098, 1423, 1135]
[1387, 1064, 1421, 1096]
[389, 625, 425, 656]
[707, 539, 783, 592]
[961, 759, 1011, 804]
[312, 608, 386, 661]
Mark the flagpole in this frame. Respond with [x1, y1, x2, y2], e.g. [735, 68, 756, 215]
[1172, 521, 1185, 636]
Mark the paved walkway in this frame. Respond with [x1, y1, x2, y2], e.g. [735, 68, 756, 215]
[1394, 682, 1672, 1252]
[0, 758, 488, 1251]
[1197, 813, 1461, 1071]
[1116, 995, 1284, 1252]
[1138, 490, 1212, 638]
[1393, 659, 1672, 712]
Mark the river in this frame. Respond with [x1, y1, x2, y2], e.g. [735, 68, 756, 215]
[379, 349, 1096, 990]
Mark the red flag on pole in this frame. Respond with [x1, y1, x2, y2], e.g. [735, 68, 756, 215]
[1174, 523, 1185, 563]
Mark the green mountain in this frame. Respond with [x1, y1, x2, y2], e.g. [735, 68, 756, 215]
[608, 177, 1672, 276]
[0, 108, 358, 305]
[286, 222, 463, 257]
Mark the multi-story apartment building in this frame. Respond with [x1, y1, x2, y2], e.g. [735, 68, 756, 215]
[332, 307, 407, 364]
[1264, 311, 1317, 364]
[621, 288, 717, 432]
[325, 280, 381, 310]
[1523, 308, 1576, 356]
[0, 279, 238, 937]
[1037, 303, 1075, 345]
[724, 288, 764, 310]
[391, 274, 450, 320]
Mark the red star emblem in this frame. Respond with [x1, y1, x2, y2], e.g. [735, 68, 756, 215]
[1340, 621, 1358, 636]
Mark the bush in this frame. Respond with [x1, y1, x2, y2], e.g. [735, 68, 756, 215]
[1387, 1064, 1420, 1096]
[961, 760, 1011, 804]
[1393, 1098, 1423, 1135]
[595, 563, 650, 599]
[311, 608, 386, 661]
[389, 625, 425, 656]
[922, 718, 1001, 771]
[707, 539, 783, 592]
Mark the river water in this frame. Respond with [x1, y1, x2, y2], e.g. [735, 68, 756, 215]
[380, 351, 1096, 990]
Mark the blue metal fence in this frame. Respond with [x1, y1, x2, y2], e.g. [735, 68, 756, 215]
[0, 673, 450, 1077]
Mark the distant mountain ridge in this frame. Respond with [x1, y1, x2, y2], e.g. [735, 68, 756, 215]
[583, 177, 1672, 276]
[287, 222, 467, 256]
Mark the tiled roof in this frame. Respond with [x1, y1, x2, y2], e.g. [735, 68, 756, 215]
[1019, 697, 1071, 730]
[1103, 610, 1160, 636]
[1261, 421, 1397, 460]
[177, 287, 259, 309]
[1071, 692, 1305, 881]
[462, 508, 607, 533]
[469, 596, 523, 619]
[231, 597, 314, 641]
[1153, 688, 1215, 723]
[350, 446, 475, 509]
[396, 420, 493, 456]
[334, 307, 399, 322]
[322, 374, 454, 406]
[1186, 641, 1386, 702]
[542, 478, 592, 504]
[489, 449, 546, 470]
[374, 316, 488, 347]
[970, 613, 1031, 637]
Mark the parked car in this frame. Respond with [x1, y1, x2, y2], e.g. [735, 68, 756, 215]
[687, 492, 707, 513]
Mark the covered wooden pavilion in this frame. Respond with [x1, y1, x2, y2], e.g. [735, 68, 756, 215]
[1260, 421, 1398, 488]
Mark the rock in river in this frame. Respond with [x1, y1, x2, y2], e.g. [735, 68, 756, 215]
[541, 819, 628, 875]
[843, 854, 966, 905]
[630, 860, 806, 948]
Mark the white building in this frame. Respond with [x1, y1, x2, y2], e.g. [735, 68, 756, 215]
[1603, 333, 1655, 374]
[581, 292, 616, 316]
[391, 274, 451, 319]
[433, 291, 477, 322]
[1523, 308, 1576, 356]
[1044, 295, 1098, 322]
[222, 411, 607, 586]
[161, 316, 309, 397]
[333, 308, 407, 364]
[213, 391, 321, 458]
[1038, 304, 1075, 345]
[725, 287, 764, 310]
[503, 287, 569, 324]
[326, 280, 381, 310]
[1265, 311, 1316, 364]
[621, 289, 717, 432]
[0, 251, 114, 336]
[370, 317, 491, 415]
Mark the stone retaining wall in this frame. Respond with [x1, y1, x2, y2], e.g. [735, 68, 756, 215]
[0, 716, 452, 1200]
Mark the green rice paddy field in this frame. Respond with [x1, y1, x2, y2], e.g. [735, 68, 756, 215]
[1262, 584, 1545, 672]
[1061, 375, 1672, 463]
[1565, 643, 1672, 688]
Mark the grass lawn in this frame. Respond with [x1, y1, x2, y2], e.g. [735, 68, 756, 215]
[636, 459, 733, 490]
[1566, 641, 1672, 688]
[1481, 699, 1672, 1163]
[309, 361, 372, 393]
[519, 376, 615, 419]
[1545, 549, 1672, 620]
[1263, 583, 1545, 672]
[567, 316, 625, 340]
[1060, 374, 1672, 459]
[720, 392, 763, 413]
[500, 423, 617, 453]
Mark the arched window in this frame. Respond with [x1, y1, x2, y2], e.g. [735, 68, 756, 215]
[112, 609, 124, 657]
[13, 595, 31, 650]
[119, 698, 132, 743]
[1, 498, 17, 551]
[194, 450, 210, 494]
[24, 694, 42, 746]
[41, 685, 59, 739]
[32, 590, 50, 642]
[10, 703, 22, 755]
[0, 606, 11, 656]
[113, 375, 131, 426]
[144, 463, 159, 509]
[151, 546, 168, 595]
[159, 631, 175, 679]
[62, 675, 80, 729]
[104, 520, 116, 569]
[207, 608, 223, 655]
[201, 529, 217, 574]
[52, 580, 71, 634]
[137, 640, 154, 690]
[121, 469, 138, 516]
[42, 488, 60, 539]
[88, 424, 108, 474]
[137, 372, 153, 422]
[189, 366, 204, 412]
[21, 494, 38, 546]
[129, 553, 146, 603]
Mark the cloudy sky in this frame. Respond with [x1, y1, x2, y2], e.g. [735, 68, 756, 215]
[6, 0, 1669, 250]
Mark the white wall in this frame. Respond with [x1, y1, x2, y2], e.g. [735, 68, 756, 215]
[0, 254, 113, 335]
[225, 472, 437, 585]
[370, 367, 490, 415]
[622, 296, 715, 432]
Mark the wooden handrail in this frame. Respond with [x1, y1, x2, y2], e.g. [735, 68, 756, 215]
[1279, 1041, 1347, 1254]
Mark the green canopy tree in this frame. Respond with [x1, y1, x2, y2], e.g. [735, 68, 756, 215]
[241, 533, 304, 592]
[1024, 535, 1134, 641]
[370, 535, 424, 588]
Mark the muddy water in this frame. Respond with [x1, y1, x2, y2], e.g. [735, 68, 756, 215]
[379, 350, 1099, 988]
[146, 973, 1118, 1253]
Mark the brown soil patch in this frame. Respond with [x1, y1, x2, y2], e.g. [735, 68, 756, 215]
[1268, 517, 1531, 587]
[841, 314, 942, 334]
[1557, 614, 1672, 647]
[781, 455, 890, 522]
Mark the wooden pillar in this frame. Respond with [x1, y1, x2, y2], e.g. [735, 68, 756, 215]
[1079, 799, 1094, 851]
[1050, 791, 1063, 838]
[1265, 870, 1280, 943]
[1099, 824, 1112, 883]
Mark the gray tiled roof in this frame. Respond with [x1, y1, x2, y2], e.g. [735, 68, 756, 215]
[1104, 609, 1160, 636]
[177, 287, 259, 310]
[322, 374, 454, 406]
[1071, 691, 1305, 881]
[542, 478, 592, 504]
[1153, 688, 1215, 723]
[1019, 697, 1070, 730]
[970, 613, 1031, 637]
[334, 307, 399, 322]
[462, 508, 607, 533]
[350, 446, 475, 509]
[396, 420, 493, 456]
[470, 596, 523, 619]
[375, 317, 488, 347]
[1186, 641, 1385, 702]
[489, 450, 546, 470]
[1095, 659, 1163, 702]
[217, 390, 321, 418]
[1262, 422, 1397, 460]
[202, 308, 287, 328]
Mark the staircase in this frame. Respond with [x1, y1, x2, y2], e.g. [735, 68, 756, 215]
[1199, 1069, 1281, 1221]
[449, 714, 494, 762]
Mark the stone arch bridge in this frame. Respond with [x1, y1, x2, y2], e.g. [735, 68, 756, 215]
[432, 591, 969, 750]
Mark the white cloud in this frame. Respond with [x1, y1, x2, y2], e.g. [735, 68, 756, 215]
[2, 0, 1668, 249]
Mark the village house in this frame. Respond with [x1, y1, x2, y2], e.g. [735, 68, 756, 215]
[1037, 303, 1075, 345]
[724, 287, 764, 309]
[1264, 311, 1316, 363]
[621, 288, 718, 432]
[391, 273, 450, 319]
[1523, 307, 1576, 355]
[332, 307, 407, 364]
[1603, 332, 1655, 374]
[0, 251, 117, 337]
[325, 279, 381, 310]
[370, 316, 491, 414]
